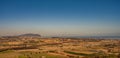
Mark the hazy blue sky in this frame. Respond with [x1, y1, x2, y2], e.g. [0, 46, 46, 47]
[0, 0, 120, 36]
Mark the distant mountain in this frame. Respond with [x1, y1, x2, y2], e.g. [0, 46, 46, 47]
[1, 33, 41, 39]
[18, 33, 41, 37]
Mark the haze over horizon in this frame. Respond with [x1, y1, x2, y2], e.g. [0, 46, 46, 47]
[0, 0, 120, 37]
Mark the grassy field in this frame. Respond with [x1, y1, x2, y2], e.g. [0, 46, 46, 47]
[18, 51, 65, 58]
[0, 50, 66, 58]
[0, 38, 120, 58]
[64, 50, 118, 58]
[0, 50, 19, 58]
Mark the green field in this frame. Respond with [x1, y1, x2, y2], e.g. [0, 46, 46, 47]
[0, 50, 65, 58]
[64, 51, 119, 58]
